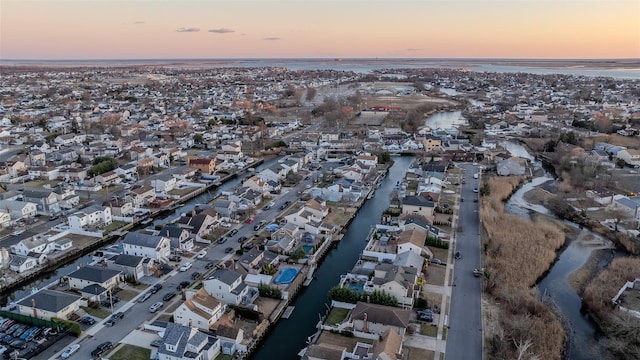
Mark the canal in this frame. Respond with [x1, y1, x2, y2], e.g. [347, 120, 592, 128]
[251, 156, 414, 360]
[3, 157, 282, 305]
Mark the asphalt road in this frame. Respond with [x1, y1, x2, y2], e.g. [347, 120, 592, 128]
[445, 164, 483, 360]
[31, 172, 315, 360]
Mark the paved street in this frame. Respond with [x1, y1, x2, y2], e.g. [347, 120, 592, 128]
[445, 164, 484, 360]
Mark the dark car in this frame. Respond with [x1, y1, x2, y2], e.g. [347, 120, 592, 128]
[162, 292, 177, 301]
[9, 339, 27, 349]
[279, 204, 287, 210]
[217, 237, 228, 244]
[79, 316, 96, 325]
[191, 272, 202, 280]
[228, 229, 238, 236]
[455, 251, 461, 260]
[150, 283, 163, 294]
[237, 236, 247, 243]
[91, 341, 113, 358]
[418, 309, 433, 322]
[150, 339, 162, 347]
[205, 262, 215, 269]
[177, 281, 191, 291]
[168, 254, 182, 262]
[224, 247, 234, 253]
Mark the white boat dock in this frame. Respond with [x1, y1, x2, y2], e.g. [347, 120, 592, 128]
[282, 306, 295, 319]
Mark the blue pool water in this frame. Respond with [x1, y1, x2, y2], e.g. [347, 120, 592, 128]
[274, 268, 299, 284]
[301, 245, 314, 254]
[347, 282, 364, 293]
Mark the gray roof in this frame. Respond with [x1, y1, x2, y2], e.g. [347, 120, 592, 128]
[158, 322, 217, 358]
[81, 284, 107, 295]
[207, 269, 242, 286]
[402, 195, 434, 207]
[17, 289, 81, 313]
[67, 265, 121, 283]
[114, 254, 144, 267]
[122, 232, 165, 248]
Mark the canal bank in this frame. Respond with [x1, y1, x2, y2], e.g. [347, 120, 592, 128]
[251, 156, 414, 360]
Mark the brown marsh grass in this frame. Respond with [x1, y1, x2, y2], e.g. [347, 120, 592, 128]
[481, 175, 566, 360]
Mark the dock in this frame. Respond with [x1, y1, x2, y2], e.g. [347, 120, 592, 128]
[282, 306, 295, 319]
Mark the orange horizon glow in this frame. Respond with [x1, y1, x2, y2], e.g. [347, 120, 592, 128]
[1, 0, 639, 60]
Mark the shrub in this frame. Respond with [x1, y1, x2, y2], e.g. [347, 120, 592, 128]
[258, 282, 282, 299]
[425, 236, 449, 249]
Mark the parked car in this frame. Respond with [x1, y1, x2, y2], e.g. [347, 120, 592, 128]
[473, 187, 479, 193]
[191, 272, 202, 280]
[162, 292, 177, 301]
[177, 281, 191, 291]
[179, 262, 193, 272]
[237, 236, 247, 243]
[228, 229, 238, 236]
[148, 302, 164, 313]
[205, 262, 215, 269]
[430, 258, 442, 265]
[224, 247, 234, 253]
[245, 217, 255, 224]
[216, 237, 227, 244]
[90, 341, 112, 358]
[149, 283, 163, 294]
[9, 339, 26, 350]
[105, 312, 124, 327]
[196, 251, 207, 259]
[168, 254, 182, 262]
[417, 309, 433, 322]
[10, 230, 25, 237]
[138, 292, 152, 303]
[150, 339, 162, 347]
[473, 268, 484, 277]
[79, 316, 96, 325]
[61, 344, 80, 358]
[455, 251, 461, 260]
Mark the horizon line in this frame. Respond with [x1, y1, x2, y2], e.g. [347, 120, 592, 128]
[2, 57, 639, 62]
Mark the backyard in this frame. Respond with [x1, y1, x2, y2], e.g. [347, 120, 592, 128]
[325, 307, 349, 326]
[108, 344, 151, 360]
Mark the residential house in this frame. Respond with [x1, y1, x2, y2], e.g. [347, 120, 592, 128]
[204, 269, 250, 306]
[0, 199, 37, 220]
[586, 188, 617, 205]
[188, 158, 216, 174]
[103, 198, 134, 217]
[397, 229, 428, 257]
[17, 289, 82, 321]
[67, 265, 122, 292]
[257, 165, 286, 183]
[122, 231, 171, 261]
[420, 134, 443, 151]
[10, 235, 50, 256]
[213, 199, 237, 220]
[156, 322, 221, 360]
[402, 216, 440, 238]
[0, 210, 11, 229]
[110, 254, 146, 281]
[126, 184, 155, 207]
[617, 149, 640, 167]
[28, 166, 59, 181]
[0, 160, 28, 178]
[173, 288, 226, 330]
[401, 195, 435, 219]
[95, 170, 120, 186]
[176, 209, 219, 239]
[160, 224, 195, 252]
[9, 255, 37, 273]
[151, 174, 178, 193]
[365, 263, 420, 308]
[58, 167, 87, 181]
[20, 188, 59, 215]
[114, 163, 138, 179]
[68, 205, 112, 230]
[612, 197, 640, 226]
[349, 301, 411, 337]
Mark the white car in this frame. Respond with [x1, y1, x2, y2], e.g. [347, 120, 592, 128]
[149, 301, 164, 313]
[196, 251, 207, 259]
[61, 344, 80, 359]
[179, 262, 193, 272]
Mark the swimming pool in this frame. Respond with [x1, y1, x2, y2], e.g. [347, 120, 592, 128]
[347, 282, 365, 293]
[274, 267, 299, 284]
[301, 245, 314, 254]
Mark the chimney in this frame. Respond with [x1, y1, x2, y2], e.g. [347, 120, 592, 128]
[363, 312, 369, 333]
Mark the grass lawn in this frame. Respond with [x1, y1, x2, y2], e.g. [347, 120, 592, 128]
[404, 346, 435, 360]
[325, 307, 349, 326]
[102, 220, 127, 233]
[115, 289, 138, 301]
[80, 306, 111, 319]
[428, 246, 449, 263]
[109, 344, 151, 360]
[168, 186, 199, 197]
[420, 323, 438, 337]
[215, 354, 233, 360]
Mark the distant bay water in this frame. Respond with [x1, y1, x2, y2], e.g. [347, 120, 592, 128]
[2, 58, 639, 79]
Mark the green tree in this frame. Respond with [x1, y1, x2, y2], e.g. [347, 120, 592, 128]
[193, 134, 203, 144]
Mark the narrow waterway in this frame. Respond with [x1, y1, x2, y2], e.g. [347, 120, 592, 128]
[251, 156, 414, 360]
[2, 157, 282, 305]
[503, 144, 611, 360]
[424, 111, 467, 130]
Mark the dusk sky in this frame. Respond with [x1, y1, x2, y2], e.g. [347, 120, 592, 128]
[1, 0, 639, 60]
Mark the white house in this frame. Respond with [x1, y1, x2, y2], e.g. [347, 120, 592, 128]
[617, 149, 640, 167]
[9, 255, 37, 273]
[151, 174, 178, 193]
[396, 229, 427, 257]
[66, 265, 122, 292]
[203, 269, 250, 306]
[156, 322, 221, 360]
[0, 200, 37, 220]
[122, 232, 171, 261]
[173, 288, 226, 330]
[68, 205, 112, 230]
